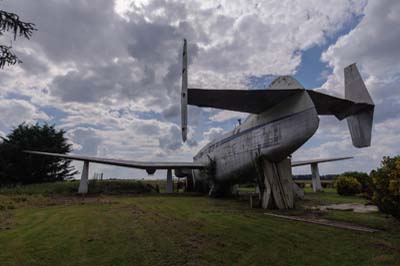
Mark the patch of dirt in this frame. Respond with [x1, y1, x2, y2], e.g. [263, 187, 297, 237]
[188, 219, 204, 229]
[21, 195, 121, 208]
[0, 209, 13, 231]
[264, 213, 379, 233]
[186, 236, 205, 249]
[128, 204, 145, 215]
[373, 239, 400, 253]
[311, 203, 378, 213]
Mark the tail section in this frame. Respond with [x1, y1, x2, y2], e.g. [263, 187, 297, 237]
[181, 39, 188, 142]
[344, 64, 374, 148]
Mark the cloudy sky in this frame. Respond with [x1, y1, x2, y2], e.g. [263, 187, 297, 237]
[1, 0, 399, 179]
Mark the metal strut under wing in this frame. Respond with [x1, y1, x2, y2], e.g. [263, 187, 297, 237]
[187, 88, 303, 114]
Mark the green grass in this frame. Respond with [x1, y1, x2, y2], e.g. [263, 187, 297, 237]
[0, 184, 400, 265]
[0, 181, 79, 195]
[0, 180, 161, 196]
[302, 188, 368, 205]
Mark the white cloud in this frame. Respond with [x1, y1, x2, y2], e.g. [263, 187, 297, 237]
[0, 98, 49, 131]
[203, 127, 224, 142]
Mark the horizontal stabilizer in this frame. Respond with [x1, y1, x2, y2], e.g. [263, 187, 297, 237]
[188, 88, 302, 114]
[307, 90, 372, 120]
[291, 156, 353, 167]
[25, 151, 205, 170]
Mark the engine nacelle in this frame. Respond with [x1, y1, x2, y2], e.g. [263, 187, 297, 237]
[146, 168, 156, 175]
[174, 168, 192, 178]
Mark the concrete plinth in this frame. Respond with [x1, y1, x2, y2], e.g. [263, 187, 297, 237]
[78, 161, 89, 194]
[311, 163, 323, 192]
[165, 169, 173, 193]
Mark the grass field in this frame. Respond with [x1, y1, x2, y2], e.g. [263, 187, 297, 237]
[1, 183, 400, 266]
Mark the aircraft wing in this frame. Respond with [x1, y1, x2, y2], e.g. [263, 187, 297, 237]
[25, 151, 206, 170]
[291, 156, 353, 167]
[188, 88, 303, 114]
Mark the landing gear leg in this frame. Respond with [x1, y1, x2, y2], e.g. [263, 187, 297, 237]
[258, 157, 294, 209]
[185, 173, 194, 192]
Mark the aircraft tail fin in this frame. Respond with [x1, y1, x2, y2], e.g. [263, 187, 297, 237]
[344, 63, 374, 148]
[181, 39, 188, 142]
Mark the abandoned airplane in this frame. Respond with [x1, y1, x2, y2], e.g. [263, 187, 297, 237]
[27, 40, 374, 209]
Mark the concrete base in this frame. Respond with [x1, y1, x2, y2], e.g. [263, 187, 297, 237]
[78, 161, 89, 194]
[165, 169, 173, 193]
[311, 163, 323, 192]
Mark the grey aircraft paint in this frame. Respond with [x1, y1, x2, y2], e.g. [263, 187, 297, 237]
[192, 78, 319, 185]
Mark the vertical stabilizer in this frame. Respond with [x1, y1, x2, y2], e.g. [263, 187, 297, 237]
[181, 39, 188, 142]
[344, 64, 374, 148]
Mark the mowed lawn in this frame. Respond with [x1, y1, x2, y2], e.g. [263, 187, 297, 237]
[1, 191, 400, 266]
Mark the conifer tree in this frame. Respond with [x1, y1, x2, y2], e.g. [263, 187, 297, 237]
[0, 9, 36, 68]
[0, 123, 77, 185]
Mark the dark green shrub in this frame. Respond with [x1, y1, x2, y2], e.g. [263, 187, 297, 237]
[371, 156, 400, 218]
[335, 175, 362, 196]
[341, 171, 372, 198]
[88, 180, 158, 194]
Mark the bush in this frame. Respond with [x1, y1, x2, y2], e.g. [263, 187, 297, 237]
[371, 156, 400, 218]
[341, 171, 372, 198]
[335, 175, 362, 196]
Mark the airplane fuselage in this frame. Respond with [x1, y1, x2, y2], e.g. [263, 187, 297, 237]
[192, 89, 319, 185]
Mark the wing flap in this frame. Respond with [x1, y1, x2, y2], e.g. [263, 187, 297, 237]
[188, 88, 303, 114]
[25, 151, 205, 170]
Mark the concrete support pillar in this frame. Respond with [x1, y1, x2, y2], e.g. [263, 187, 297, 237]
[165, 169, 173, 193]
[78, 161, 89, 194]
[311, 163, 323, 192]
